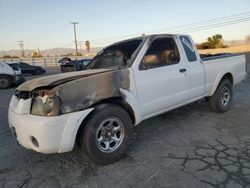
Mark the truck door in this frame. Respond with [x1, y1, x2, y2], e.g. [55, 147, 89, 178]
[133, 36, 190, 118]
[179, 36, 205, 100]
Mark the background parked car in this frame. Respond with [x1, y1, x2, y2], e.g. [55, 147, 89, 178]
[60, 58, 91, 72]
[58, 57, 72, 64]
[0, 62, 25, 89]
[15, 62, 46, 75]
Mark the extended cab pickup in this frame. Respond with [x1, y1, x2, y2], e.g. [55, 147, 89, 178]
[8, 34, 247, 164]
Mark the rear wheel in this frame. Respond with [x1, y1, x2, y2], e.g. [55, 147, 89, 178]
[80, 104, 134, 165]
[209, 79, 233, 113]
[0, 75, 12, 89]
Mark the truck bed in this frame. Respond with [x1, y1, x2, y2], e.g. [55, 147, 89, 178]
[202, 53, 246, 96]
[200, 53, 243, 61]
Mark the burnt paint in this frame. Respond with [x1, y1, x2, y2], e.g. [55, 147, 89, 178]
[17, 69, 113, 92]
[50, 68, 130, 114]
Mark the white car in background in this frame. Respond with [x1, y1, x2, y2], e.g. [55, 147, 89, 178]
[0, 62, 25, 89]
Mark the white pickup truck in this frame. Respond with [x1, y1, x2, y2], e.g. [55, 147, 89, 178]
[8, 34, 247, 164]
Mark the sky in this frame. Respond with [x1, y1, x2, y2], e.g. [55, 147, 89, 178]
[0, 0, 250, 50]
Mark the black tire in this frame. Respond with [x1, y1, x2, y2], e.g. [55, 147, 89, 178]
[209, 79, 233, 113]
[0, 75, 12, 89]
[81, 104, 134, 165]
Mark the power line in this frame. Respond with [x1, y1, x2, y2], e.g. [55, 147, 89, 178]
[143, 11, 250, 34]
[88, 12, 250, 43]
[145, 17, 250, 34]
[171, 17, 250, 34]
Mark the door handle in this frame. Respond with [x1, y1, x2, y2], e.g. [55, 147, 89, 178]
[179, 68, 187, 73]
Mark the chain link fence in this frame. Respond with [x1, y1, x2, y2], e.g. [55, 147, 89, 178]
[1, 56, 86, 67]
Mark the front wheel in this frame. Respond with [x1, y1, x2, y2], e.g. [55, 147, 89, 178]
[0, 75, 12, 89]
[80, 104, 134, 165]
[209, 79, 233, 113]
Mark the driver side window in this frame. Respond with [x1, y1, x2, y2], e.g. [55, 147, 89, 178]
[141, 37, 180, 70]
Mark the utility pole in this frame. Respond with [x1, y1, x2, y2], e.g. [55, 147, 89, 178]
[70, 22, 79, 56]
[17, 41, 25, 57]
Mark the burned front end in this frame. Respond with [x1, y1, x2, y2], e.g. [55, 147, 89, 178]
[8, 36, 144, 154]
[8, 68, 130, 154]
[14, 68, 130, 116]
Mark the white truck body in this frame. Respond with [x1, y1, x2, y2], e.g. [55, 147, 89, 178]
[128, 35, 246, 121]
[8, 34, 247, 156]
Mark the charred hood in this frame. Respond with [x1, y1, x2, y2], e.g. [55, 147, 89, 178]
[16, 68, 130, 114]
[17, 69, 114, 91]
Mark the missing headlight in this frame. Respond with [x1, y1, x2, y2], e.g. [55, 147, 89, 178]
[31, 95, 61, 116]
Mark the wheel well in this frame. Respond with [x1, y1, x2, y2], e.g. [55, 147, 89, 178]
[90, 97, 136, 124]
[221, 73, 233, 85]
[75, 97, 136, 147]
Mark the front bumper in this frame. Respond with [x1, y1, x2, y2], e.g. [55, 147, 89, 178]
[8, 96, 93, 154]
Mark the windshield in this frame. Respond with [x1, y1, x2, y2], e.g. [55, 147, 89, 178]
[88, 39, 143, 69]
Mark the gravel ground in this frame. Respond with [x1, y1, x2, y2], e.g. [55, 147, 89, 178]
[0, 53, 250, 188]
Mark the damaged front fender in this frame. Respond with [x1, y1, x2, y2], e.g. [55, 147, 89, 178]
[51, 68, 130, 114]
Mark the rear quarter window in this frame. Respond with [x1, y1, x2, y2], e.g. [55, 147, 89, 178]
[180, 36, 197, 62]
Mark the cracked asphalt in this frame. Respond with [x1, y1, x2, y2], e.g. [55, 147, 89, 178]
[0, 53, 250, 188]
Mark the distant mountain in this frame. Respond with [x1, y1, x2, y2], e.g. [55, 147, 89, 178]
[0, 49, 34, 57]
[0, 47, 103, 57]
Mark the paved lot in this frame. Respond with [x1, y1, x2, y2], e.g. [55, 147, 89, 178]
[0, 54, 250, 188]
